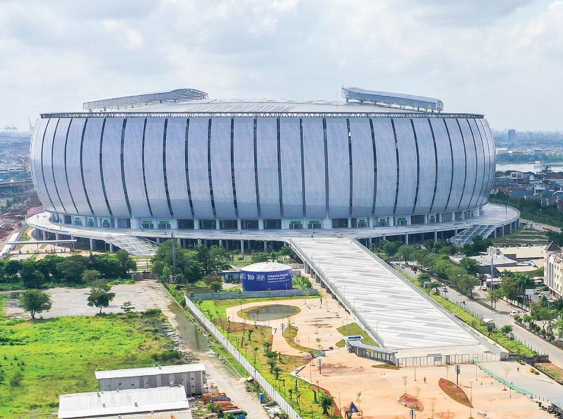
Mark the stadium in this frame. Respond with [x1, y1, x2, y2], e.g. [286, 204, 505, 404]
[27, 87, 519, 254]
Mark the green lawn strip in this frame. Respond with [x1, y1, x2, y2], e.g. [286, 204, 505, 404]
[282, 326, 315, 354]
[399, 272, 536, 357]
[335, 323, 378, 348]
[195, 298, 336, 419]
[0, 312, 181, 419]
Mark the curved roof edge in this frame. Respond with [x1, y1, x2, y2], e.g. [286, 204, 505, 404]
[342, 87, 444, 112]
[83, 88, 209, 111]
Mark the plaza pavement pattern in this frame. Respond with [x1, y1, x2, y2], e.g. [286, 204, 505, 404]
[290, 237, 483, 354]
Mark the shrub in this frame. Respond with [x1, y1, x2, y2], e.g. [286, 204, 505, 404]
[144, 308, 162, 316]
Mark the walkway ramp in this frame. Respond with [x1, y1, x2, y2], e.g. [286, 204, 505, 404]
[105, 234, 157, 256]
[289, 237, 482, 353]
[449, 224, 496, 245]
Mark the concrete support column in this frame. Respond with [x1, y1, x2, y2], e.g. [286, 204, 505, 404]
[42, 230, 47, 240]
[219, 239, 223, 247]
[509, 223, 512, 234]
[258, 219, 264, 230]
[264, 241, 267, 251]
[240, 240, 245, 253]
[216, 220, 220, 230]
[347, 218, 352, 228]
[89, 238, 94, 251]
[197, 239, 202, 244]
[404, 234, 409, 245]
[237, 219, 242, 230]
[194, 219, 200, 230]
[156, 238, 161, 244]
[109, 243, 114, 253]
[55, 233, 60, 241]
[454, 228, 458, 236]
[434, 230, 438, 241]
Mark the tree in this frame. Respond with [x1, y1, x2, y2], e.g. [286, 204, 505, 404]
[116, 250, 136, 277]
[250, 251, 270, 263]
[87, 280, 116, 314]
[20, 263, 46, 289]
[500, 325, 513, 335]
[459, 257, 480, 275]
[20, 289, 52, 320]
[488, 289, 503, 309]
[396, 245, 413, 262]
[82, 269, 100, 284]
[56, 256, 88, 284]
[209, 281, 223, 293]
[319, 393, 334, 416]
[121, 301, 135, 313]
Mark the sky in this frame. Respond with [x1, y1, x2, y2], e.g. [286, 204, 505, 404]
[0, 0, 562, 132]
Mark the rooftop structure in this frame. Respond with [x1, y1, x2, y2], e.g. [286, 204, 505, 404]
[342, 86, 444, 112]
[57, 386, 190, 419]
[83, 88, 209, 111]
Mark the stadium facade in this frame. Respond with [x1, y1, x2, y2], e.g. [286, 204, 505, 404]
[30, 88, 496, 234]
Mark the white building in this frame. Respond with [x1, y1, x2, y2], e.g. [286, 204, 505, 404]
[544, 242, 563, 298]
[58, 386, 191, 419]
[95, 364, 206, 396]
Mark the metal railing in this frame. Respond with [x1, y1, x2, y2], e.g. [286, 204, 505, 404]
[475, 361, 533, 397]
[184, 297, 303, 419]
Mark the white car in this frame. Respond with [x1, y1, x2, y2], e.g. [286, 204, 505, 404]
[509, 310, 520, 316]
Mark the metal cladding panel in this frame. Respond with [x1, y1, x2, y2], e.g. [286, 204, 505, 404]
[279, 118, 303, 218]
[429, 119, 452, 213]
[52, 118, 75, 214]
[241, 269, 293, 291]
[101, 118, 129, 218]
[144, 118, 170, 217]
[256, 118, 281, 218]
[42, 118, 62, 213]
[166, 118, 192, 219]
[210, 118, 236, 219]
[393, 118, 417, 215]
[302, 118, 326, 218]
[445, 118, 465, 212]
[233, 118, 258, 218]
[326, 118, 350, 218]
[123, 118, 151, 218]
[468, 118, 485, 209]
[457, 119, 477, 211]
[372, 118, 397, 216]
[475, 119, 491, 207]
[349, 118, 374, 217]
[66, 118, 92, 215]
[82, 118, 109, 215]
[31, 119, 52, 210]
[481, 119, 495, 204]
[188, 118, 214, 219]
[412, 119, 436, 215]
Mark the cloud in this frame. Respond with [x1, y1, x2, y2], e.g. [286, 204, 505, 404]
[0, 0, 561, 130]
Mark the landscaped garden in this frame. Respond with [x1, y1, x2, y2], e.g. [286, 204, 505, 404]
[0, 295, 181, 419]
[193, 296, 340, 418]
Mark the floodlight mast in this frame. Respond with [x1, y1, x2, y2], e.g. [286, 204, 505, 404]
[83, 88, 209, 111]
[342, 86, 444, 113]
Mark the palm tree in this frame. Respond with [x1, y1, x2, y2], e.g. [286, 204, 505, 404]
[253, 346, 259, 364]
[319, 393, 335, 416]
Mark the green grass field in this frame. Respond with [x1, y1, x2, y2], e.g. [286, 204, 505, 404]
[0, 296, 179, 419]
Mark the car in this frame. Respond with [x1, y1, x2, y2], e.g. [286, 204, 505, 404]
[441, 286, 448, 292]
[509, 310, 520, 316]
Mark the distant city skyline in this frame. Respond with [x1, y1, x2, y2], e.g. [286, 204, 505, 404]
[0, 0, 562, 130]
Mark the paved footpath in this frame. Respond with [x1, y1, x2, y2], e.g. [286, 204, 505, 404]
[399, 265, 563, 369]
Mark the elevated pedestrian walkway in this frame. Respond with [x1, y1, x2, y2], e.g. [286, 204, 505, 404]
[289, 237, 487, 355]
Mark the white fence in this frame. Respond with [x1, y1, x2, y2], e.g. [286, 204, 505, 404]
[184, 297, 303, 419]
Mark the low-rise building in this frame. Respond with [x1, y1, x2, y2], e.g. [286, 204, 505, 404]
[95, 364, 206, 396]
[544, 242, 563, 298]
[58, 386, 191, 419]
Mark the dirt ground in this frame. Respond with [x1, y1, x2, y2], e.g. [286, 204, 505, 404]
[4, 281, 169, 318]
[229, 297, 553, 419]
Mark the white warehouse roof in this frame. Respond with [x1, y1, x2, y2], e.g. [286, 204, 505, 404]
[58, 386, 189, 419]
[95, 364, 206, 380]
